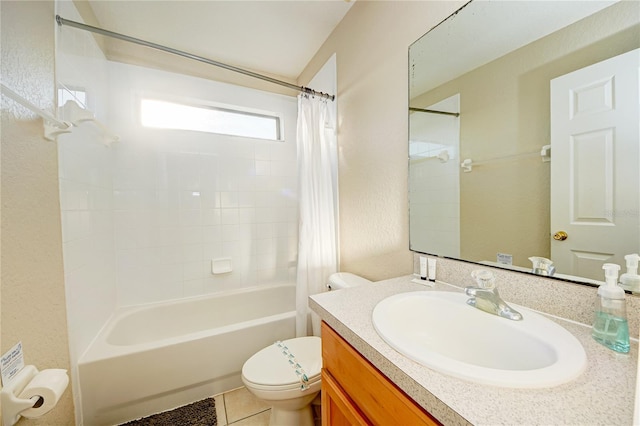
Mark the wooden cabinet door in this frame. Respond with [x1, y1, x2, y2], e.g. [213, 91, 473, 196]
[322, 369, 371, 426]
[321, 322, 440, 426]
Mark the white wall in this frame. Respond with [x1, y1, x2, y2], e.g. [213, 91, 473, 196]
[108, 61, 299, 306]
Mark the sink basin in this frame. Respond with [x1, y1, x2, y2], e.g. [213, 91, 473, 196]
[372, 291, 587, 388]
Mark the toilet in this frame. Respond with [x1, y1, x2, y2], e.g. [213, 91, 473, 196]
[241, 272, 371, 426]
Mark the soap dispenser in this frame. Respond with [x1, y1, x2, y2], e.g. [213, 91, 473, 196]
[592, 263, 630, 353]
[620, 253, 640, 293]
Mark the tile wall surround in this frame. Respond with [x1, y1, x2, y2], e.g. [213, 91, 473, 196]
[413, 253, 640, 338]
[108, 61, 299, 307]
[58, 68, 299, 308]
[57, 3, 299, 312]
[409, 145, 460, 257]
[56, 1, 115, 422]
[409, 95, 460, 258]
[56, 3, 298, 420]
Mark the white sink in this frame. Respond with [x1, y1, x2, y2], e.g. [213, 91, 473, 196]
[372, 291, 587, 388]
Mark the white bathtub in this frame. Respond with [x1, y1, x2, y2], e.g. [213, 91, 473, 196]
[78, 284, 296, 425]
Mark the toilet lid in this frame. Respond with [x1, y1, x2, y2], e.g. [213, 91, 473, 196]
[242, 336, 322, 387]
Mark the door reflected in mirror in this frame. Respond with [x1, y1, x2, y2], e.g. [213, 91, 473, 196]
[408, 0, 640, 286]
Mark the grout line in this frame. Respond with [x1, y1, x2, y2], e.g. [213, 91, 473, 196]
[227, 408, 270, 425]
[223, 392, 229, 426]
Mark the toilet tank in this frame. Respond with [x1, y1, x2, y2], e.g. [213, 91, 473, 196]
[327, 272, 371, 290]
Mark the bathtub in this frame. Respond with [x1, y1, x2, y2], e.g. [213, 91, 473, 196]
[78, 284, 296, 426]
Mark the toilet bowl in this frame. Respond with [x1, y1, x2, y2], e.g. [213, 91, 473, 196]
[241, 272, 371, 426]
[242, 336, 321, 426]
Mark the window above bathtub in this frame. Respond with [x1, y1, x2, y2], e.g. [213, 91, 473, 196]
[140, 98, 282, 141]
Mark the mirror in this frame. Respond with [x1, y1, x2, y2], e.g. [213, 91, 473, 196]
[409, 0, 640, 286]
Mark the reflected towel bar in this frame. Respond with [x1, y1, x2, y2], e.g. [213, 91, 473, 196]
[1, 82, 71, 130]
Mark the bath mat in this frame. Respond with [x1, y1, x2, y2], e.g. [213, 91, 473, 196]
[121, 398, 217, 426]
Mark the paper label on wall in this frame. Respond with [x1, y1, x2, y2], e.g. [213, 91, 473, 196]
[0, 341, 25, 386]
[497, 253, 513, 265]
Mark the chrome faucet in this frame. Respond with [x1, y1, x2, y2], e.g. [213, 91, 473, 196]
[529, 256, 556, 277]
[465, 270, 523, 321]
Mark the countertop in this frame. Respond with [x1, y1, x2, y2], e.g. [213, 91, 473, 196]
[309, 275, 638, 425]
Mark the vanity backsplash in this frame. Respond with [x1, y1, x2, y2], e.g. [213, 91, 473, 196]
[413, 253, 640, 339]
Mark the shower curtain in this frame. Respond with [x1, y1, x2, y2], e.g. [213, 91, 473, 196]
[295, 93, 338, 337]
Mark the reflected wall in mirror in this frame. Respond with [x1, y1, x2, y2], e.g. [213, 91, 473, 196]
[409, 0, 640, 286]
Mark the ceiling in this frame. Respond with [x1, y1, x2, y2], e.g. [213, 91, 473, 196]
[84, 1, 354, 83]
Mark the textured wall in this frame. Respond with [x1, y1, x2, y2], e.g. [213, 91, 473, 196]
[299, 1, 640, 282]
[0, 1, 75, 424]
[298, 1, 465, 280]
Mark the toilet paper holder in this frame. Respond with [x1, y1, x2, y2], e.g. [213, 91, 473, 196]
[1, 365, 65, 426]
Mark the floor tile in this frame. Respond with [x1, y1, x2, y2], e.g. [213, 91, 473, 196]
[313, 403, 322, 426]
[214, 394, 227, 426]
[224, 387, 270, 424]
[229, 409, 271, 426]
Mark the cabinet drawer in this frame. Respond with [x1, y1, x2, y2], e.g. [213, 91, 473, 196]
[321, 322, 440, 426]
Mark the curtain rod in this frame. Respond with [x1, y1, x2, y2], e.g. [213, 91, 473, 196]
[409, 107, 459, 117]
[55, 15, 335, 101]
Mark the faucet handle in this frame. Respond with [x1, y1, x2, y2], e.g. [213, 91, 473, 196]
[471, 269, 495, 289]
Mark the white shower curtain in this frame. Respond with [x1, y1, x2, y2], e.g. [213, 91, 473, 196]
[296, 93, 338, 337]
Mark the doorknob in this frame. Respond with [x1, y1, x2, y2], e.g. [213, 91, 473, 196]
[553, 231, 568, 241]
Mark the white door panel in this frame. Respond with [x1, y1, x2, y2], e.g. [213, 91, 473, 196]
[551, 48, 639, 280]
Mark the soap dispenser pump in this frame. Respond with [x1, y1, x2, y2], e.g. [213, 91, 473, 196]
[592, 263, 630, 353]
[620, 253, 640, 293]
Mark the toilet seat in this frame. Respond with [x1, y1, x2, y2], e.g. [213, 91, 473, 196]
[242, 336, 322, 392]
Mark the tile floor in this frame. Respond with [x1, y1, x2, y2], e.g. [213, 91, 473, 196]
[214, 387, 321, 426]
[214, 387, 271, 426]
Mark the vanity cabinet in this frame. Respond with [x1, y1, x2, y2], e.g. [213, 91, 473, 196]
[321, 322, 440, 426]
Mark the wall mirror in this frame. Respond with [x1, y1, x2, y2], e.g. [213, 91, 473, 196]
[409, 0, 639, 287]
